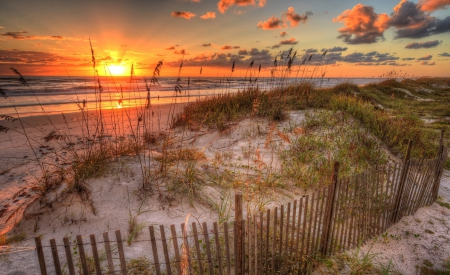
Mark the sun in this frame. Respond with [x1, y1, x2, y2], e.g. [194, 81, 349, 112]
[108, 65, 126, 76]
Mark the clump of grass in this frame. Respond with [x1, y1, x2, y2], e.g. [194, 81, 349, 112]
[436, 197, 450, 209]
[329, 95, 439, 158]
[167, 160, 208, 206]
[127, 257, 153, 275]
[0, 232, 27, 245]
[127, 213, 145, 245]
[280, 110, 387, 187]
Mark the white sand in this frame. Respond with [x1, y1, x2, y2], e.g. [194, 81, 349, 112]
[1, 107, 449, 274]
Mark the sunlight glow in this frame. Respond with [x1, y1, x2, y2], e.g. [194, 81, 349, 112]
[108, 65, 126, 76]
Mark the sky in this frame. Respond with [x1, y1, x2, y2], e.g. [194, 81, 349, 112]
[0, 0, 449, 77]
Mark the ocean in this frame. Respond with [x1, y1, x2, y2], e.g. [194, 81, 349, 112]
[0, 76, 384, 117]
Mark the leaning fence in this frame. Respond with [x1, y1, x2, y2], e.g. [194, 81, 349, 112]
[33, 140, 448, 275]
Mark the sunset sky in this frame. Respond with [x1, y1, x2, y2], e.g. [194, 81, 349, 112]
[0, 0, 449, 77]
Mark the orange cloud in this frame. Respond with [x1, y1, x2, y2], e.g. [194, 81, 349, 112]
[221, 45, 240, 50]
[217, 0, 266, 14]
[171, 11, 196, 19]
[257, 16, 285, 30]
[284, 7, 312, 27]
[417, 54, 432, 60]
[1, 31, 67, 40]
[280, 38, 298, 45]
[419, 0, 450, 11]
[165, 46, 175, 50]
[174, 49, 189, 55]
[280, 31, 288, 37]
[333, 4, 389, 44]
[420, 61, 436, 65]
[201, 12, 216, 19]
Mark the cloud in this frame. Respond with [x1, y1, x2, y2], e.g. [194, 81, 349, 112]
[321, 46, 348, 52]
[333, 4, 389, 44]
[174, 49, 189, 55]
[405, 40, 441, 49]
[284, 7, 312, 27]
[419, 0, 450, 11]
[0, 49, 82, 65]
[221, 45, 232, 50]
[217, 0, 266, 14]
[202, 43, 211, 47]
[388, 0, 450, 38]
[417, 54, 432, 60]
[165, 46, 175, 50]
[257, 16, 285, 30]
[0, 26, 4, 29]
[171, 11, 196, 19]
[201, 12, 216, 19]
[0, 31, 66, 40]
[280, 31, 288, 37]
[166, 47, 273, 68]
[280, 38, 298, 45]
[402, 57, 416, 60]
[420, 61, 436, 65]
[334, 1, 450, 43]
[438, 52, 450, 56]
[304, 48, 318, 53]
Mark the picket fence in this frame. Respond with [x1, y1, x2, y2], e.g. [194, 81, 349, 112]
[34, 140, 448, 275]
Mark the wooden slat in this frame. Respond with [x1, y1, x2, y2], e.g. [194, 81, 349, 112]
[259, 211, 263, 275]
[50, 239, 62, 275]
[160, 225, 172, 275]
[289, 200, 297, 259]
[192, 222, 204, 275]
[336, 178, 348, 254]
[115, 230, 127, 275]
[103, 232, 115, 275]
[181, 223, 193, 275]
[150, 226, 162, 275]
[284, 202, 291, 264]
[248, 215, 252, 275]
[265, 209, 270, 275]
[294, 197, 304, 264]
[271, 207, 278, 272]
[339, 178, 350, 252]
[63, 237, 76, 275]
[242, 220, 246, 274]
[35, 237, 48, 275]
[279, 204, 284, 258]
[311, 190, 321, 253]
[392, 140, 413, 223]
[213, 222, 224, 275]
[76, 235, 89, 275]
[90, 234, 102, 275]
[171, 225, 182, 275]
[202, 223, 214, 275]
[381, 164, 391, 232]
[223, 222, 231, 275]
[316, 187, 327, 253]
[254, 216, 258, 275]
[305, 192, 315, 257]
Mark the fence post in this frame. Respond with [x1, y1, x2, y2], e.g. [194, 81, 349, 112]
[391, 140, 413, 223]
[431, 130, 446, 201]
[235, 192, 243, 275]
[438, 129, 445, 154]
[321, 161, 340, 256]
[35, 236, 48, 275]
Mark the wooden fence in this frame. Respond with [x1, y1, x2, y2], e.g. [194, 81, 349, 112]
[34, 142, 448, 275]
